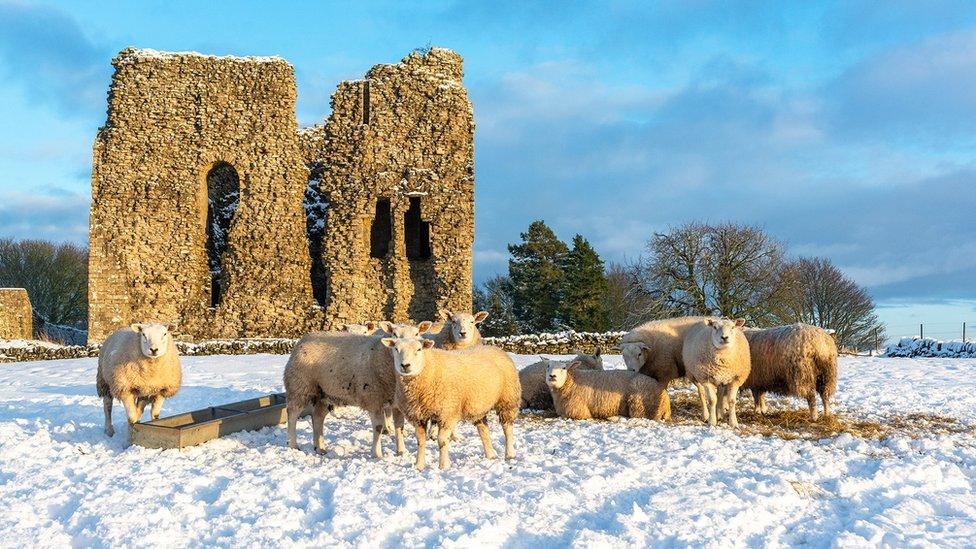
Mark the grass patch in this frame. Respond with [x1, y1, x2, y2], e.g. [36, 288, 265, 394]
[518, 392, 974, 441]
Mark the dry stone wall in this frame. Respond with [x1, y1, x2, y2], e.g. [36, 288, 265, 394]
[89, 48, 474, 343]
[0, 289, 32, 340]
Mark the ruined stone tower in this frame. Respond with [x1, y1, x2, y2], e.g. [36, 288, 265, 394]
[88, 48, 474, 342]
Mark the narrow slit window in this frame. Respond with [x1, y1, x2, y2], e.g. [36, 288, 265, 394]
[304, 162, 330, 306]
[370, 198, 392, 258]
[205, 162, 240, 307]
[362, 81, 370, 125]
[404, 197, 431, 260]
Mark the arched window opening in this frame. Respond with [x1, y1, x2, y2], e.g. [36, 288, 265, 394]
[370, 198, 392, 259]
[404, 197, 431, 260]
[205, 162, 239, 307]
[304, 162, 330, 306]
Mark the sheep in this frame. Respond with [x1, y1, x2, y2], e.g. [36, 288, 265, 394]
[545, 359, 671, 421]
[283, 331, 409, 458]
[620, 316, 715, 385]
[340, 321, 433, 337]
[519, 348, 604, 410]
[423, 310, 488, 350]
[381, 336, 520, 470]
[340, 322, 381, 335]
[741, 323, 837, 420]
[682, 318, 751, 428]
[96, 323, 182, 439]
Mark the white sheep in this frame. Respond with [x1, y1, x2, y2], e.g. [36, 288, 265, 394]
[382, 336, 521, 470]
[682, 318, 751, 428]
[423, 310, 488, 350]
[340, 322, 381, 335]
[96, 323, 182, 439]
[519, 349, 604, 410]
[283, 331, 408, 458]
[545, 359, 671, 420]
[741, 323, 838, 420]
[620, 316, 714, 384]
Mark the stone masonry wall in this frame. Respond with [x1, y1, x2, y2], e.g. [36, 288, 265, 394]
[88, 48, 474, 342]
[0, 289, 32, 340]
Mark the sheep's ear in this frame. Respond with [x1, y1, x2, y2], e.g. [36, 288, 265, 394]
[379, 321, 394, 334]
[439, 309, 451, 321]
[638, 342, 650, 350]
[422, 338, 435, 349]
[593, 347, 602, 358]
[706, 319, 715, 327]
[366, 321, 377, 331]
[473, 311, 489, 323]
[568, 360, 582, 371]
[417, 320, 433, 334]
[130, 323, 144, 333]
[734, 318, 746, 327]
[381, 338, 397, 348]
[166, 323, 177, 333]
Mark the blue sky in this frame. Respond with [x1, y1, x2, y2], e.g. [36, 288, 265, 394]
[0, 0, 974, 340]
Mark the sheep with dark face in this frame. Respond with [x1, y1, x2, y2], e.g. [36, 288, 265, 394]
[96, 323, 182, 440]
[741, 323, 837, 420]
[682, 318, 751, 428]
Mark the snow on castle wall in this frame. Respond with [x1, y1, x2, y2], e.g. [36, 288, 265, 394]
[88, 48, 474, 343]
[0, 289, 32, 340]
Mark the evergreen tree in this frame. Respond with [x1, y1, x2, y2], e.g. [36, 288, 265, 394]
[561, 235, 609, 332]
[507, 220, 568, 332]
[473, 275, 520, 337]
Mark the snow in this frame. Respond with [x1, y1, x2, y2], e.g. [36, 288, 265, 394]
[1, 354, 974, 546]
[887, 336, 976, 358]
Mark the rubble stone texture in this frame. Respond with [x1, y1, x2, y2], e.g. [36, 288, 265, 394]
[0, 289, 32, 340]
[89, 48, 474, 343]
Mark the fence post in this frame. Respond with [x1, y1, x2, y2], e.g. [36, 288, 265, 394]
[964, 322, 967, 343]
[874, 327, 878, 356]
[920, 323, 923, 339]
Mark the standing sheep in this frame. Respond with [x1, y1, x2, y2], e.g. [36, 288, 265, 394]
[620, 316, 714, 385]
[96, 323, 182, 439]
[423, 311, 488, 350]
[741, 323, 837, 420]
[682, 318, 751, 428]
[382, 336, 520, 470]
[545, 359, 671, 421]
[283, 331, 409, 458]
[519, 349, 604, 410]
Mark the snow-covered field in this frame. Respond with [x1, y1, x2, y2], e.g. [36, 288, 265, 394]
[1, 354, 974, 547]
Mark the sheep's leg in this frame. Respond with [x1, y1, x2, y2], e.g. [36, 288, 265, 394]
[393, 408, 406, 456]
[502, 421, 516, 460]
[414, 421, 428, 470]
[311, 401, 329, 454]
[727, 384, 740, 429]
[102, 396, 115, 437]
[368, 410, 386, 459]
[695, 382, 710, 423]
[150, 395, 165, 420]
[807, 394, 819, 422]
[475, 417, 497, 460]
[716, 385, 728, 420]
[820, 391, 831, 418]
[752, 390, 767, 415]
[437, 420, 457, 470]
[705, 384, 718, 427]
[120, 392, 141, 425]
[135, 397, 148, 422]
[286, 400, 302, 449]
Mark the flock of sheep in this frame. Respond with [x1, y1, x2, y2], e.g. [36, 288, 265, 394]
[95, 312, 838, 470]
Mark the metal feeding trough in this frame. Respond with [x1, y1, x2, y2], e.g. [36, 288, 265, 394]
[130, 393, 292, 449]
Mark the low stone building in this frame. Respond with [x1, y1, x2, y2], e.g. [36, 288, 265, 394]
[88, 47, 474, 343]
[0, 289, 32, 340]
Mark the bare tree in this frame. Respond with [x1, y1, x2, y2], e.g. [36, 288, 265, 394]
[632, 222, 791, 324]
[777, 257, 885, 351]
[0, 239, 88, 331]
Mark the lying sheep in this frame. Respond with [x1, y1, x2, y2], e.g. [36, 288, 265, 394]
[283, 331, 408, 458]
[682, 318, 751, 428]
[620, 316, 714, 384]
[545, 359, 671, 421]
[519, 349, 604, 410]
[742, 323, 837, 420]
[423, 311, 488, 350]
[382, 336, 520, 470]
[96, 323, 182, 439]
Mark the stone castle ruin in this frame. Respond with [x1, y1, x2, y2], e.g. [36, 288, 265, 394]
[88, 47, 474, 343]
